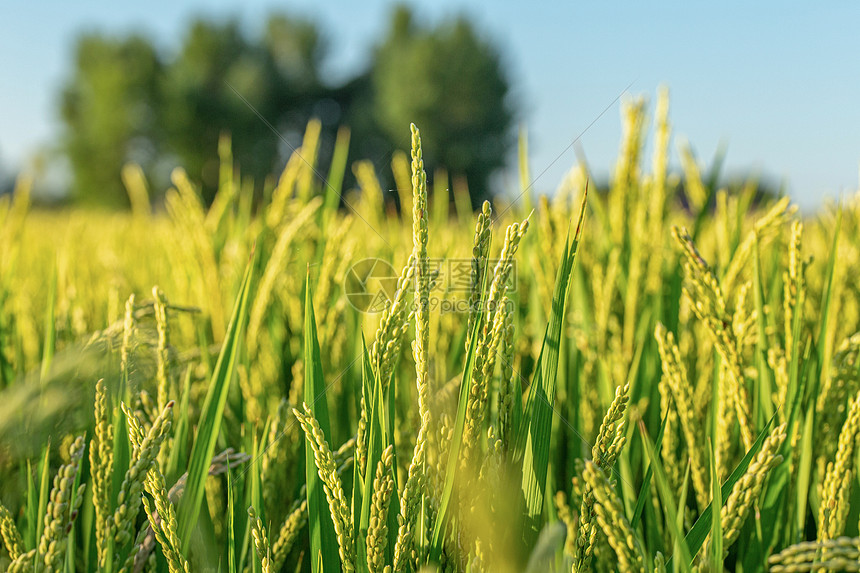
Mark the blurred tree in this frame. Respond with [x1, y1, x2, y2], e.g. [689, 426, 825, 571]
[162, 16, 328, 201]
[58, 7, 515, 208]
[371, 5, 514, 206]
[60, 34, 163, 207]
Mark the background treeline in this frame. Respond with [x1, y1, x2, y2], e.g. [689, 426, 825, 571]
[58, 4, 513, 208]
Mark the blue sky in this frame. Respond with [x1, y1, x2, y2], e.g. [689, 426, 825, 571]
[2, 1, 859, 208]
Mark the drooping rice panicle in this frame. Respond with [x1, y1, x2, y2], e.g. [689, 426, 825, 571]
[36, 435, 87, 573]
[293, 403, 355, 570]
[362, 249, 418, 469]
[783, 221, 805, 356]
[354, 160, 386, 227]
[141, 427, 188, 573]
[654, 552, 667, 573]
[152, 286, 172, 470]
[248, 506, 273, 573]
[573, 383, 630, 573]
[463, 294, 513, 458]
[166, 168, 225, 338]
[296, 118, 322, 203]
[554, 490, 577, 558]
[0, 499, 25, 560]
[700, 423, 787, 563]
[121, 163, 152, 221]
[463, 212, 530, 458]
[6, 549, 37, 573]
[113, 400, 174, 549]
[677, 140, 707, 212]
[673, 225, 756, 451]
[485, 216, 530, 331]
[816, 333, 860, 468]
[261, 399, 300, 513]
[721, 196, 796, 295]
[657, 370, 682, 493]
[655, 323, 709, 509]
[391, 150, 413, 225]
[645, 87, 671, 295]
[272, 499, 308, 572]
[819, 389, 860, 541]
[769, 536, 860, 572]
[592, 383, 631, 472]
[582, 461, 646, 573]
[266, 147, 303, 230]
[367, 445, 396, 573]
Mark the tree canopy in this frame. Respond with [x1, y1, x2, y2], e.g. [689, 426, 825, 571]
[372, 5, 514, 206]
[61, 34, 164, 207]
[58, 5, 515, 208]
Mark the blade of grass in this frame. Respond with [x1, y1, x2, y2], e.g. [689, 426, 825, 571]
[302, 272, 340, 573]
[630, 412, 668, 529]
[167, 366, 192, 484]
[638, 420, 692, 572]
[675, 460, 692, 572]
[519, 187, 587, 547]
[35, 442, 51, 550]
[792, 405, 815, 542]
[323, 126, 350, 220]
[227, 459, 236, 573]
[815, 204, 841, 385]
[25, 459, 36, 549]
[708, 439, 722, 571]
[250, 435, 263, 573]
[178, 252, 255, 554]
[39, 264, 56, 382]
[753, 236, 774, 424]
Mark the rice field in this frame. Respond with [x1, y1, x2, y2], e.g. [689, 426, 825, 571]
[1, 90, 860, 572]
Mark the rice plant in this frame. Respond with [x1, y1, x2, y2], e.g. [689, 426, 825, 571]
[1, 89, 860, 573]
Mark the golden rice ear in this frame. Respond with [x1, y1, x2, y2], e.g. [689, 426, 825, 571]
[655, 323, 709, 510]
[367, 445, 396, 573]
[248, 506, 273, 573]
[702, 423, 787, 563]
[293, 405, 355, 570]
[142, 459, 189, 573]
[573, 382, 631, 572]
[673, 226, 756, 452]
[583, 461, 646, 573]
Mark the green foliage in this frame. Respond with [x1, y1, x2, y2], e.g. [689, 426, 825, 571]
[58, 7, 514, 209]
[372, 4, 513, 207]
[60, 33, 163, 207]
[162, 16, 325, 197]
